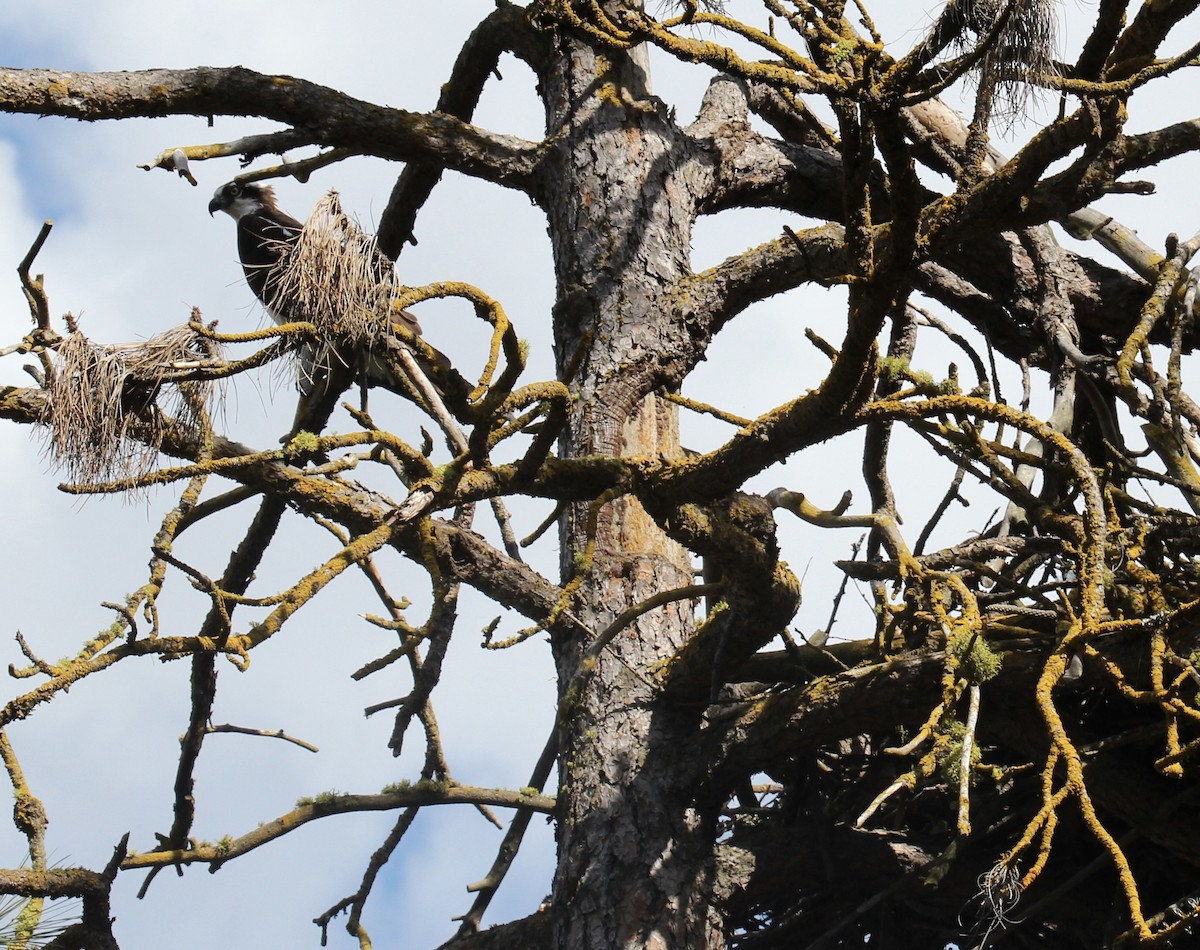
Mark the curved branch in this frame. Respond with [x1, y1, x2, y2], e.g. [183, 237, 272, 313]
[138, 128, 319, 176]
[123, 784, 556, 873]
[378, 1, 549, 257]
[0, 66, 543, 191]
[1110, 0, 1200, 66]
[671, 222, 847, 343]
[1112, 117, 1200, 175]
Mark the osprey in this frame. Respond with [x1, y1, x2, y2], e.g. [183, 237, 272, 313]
[208, 180, 431, 396]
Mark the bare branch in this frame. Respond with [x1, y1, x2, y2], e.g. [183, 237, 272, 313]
[124, 784, 555, 872]
[0, 66, 543, 191]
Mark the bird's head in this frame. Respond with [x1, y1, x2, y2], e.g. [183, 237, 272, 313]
[208, 181, 277, 220]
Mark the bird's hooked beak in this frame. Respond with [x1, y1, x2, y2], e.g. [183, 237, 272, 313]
[209, 182, 261, 220]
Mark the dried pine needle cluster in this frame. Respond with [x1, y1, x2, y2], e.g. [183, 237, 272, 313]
[41, 323, 221, 485]
[266, 190, 399, 349]
[949, 0, 1059, 120]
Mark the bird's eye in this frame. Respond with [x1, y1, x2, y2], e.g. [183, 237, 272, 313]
[228, 182, 242, 197]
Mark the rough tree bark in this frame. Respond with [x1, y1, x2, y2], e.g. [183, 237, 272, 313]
[540, 36, 724, 948]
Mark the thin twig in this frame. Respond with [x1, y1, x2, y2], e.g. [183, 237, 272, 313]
[203, 723, 319, 753]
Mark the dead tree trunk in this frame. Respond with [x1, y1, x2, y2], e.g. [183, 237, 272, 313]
[537, 32, 726, 949]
